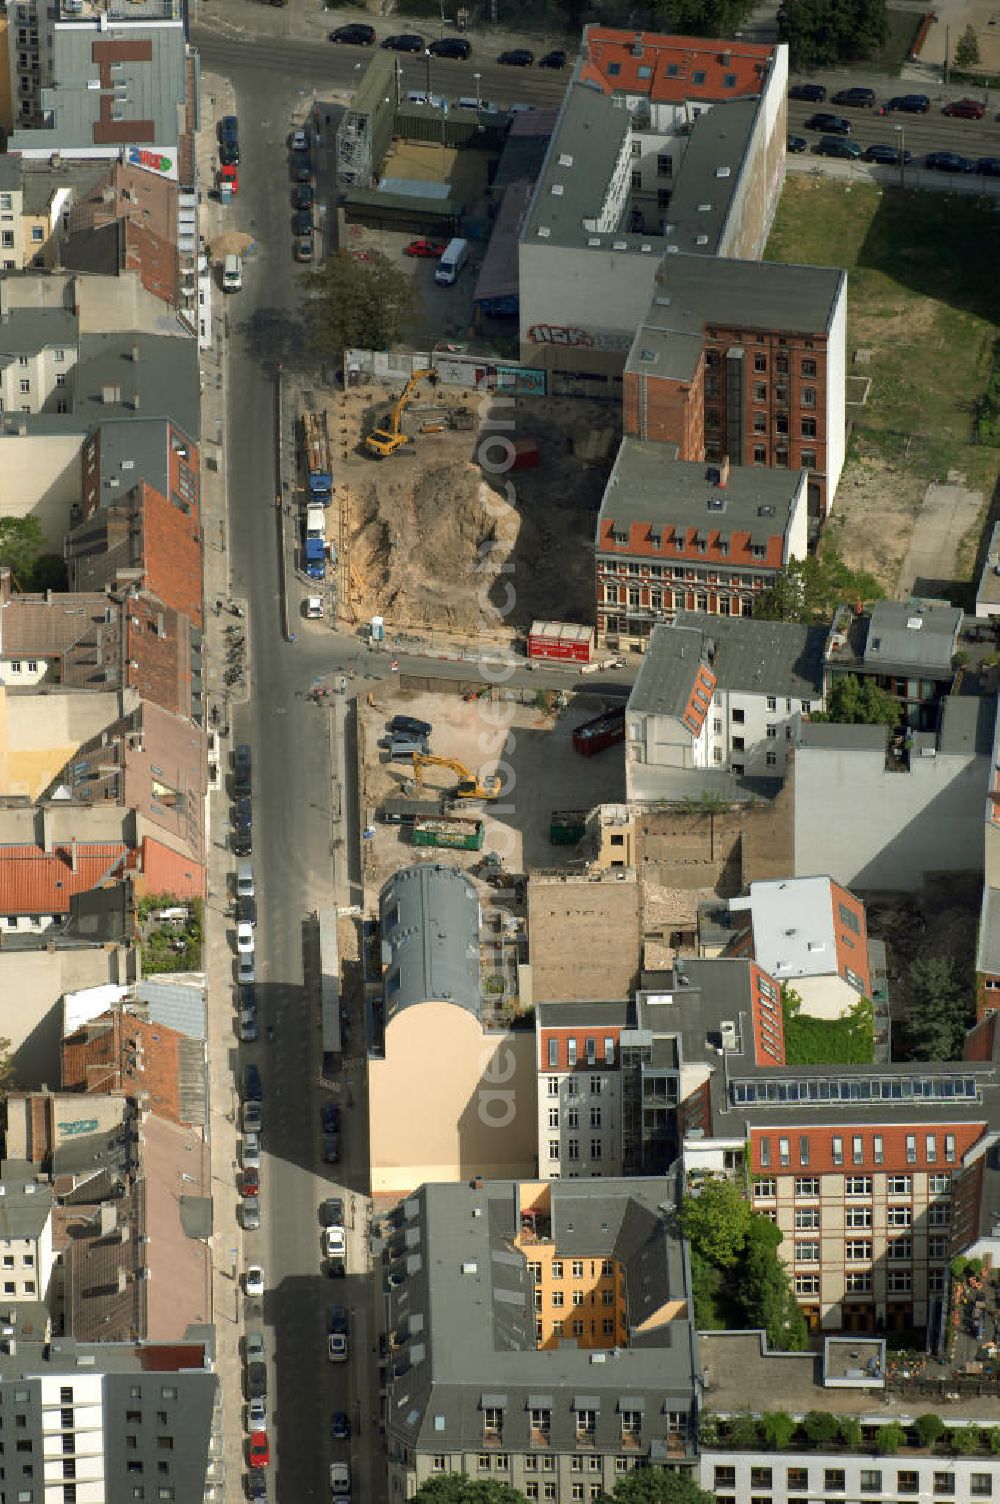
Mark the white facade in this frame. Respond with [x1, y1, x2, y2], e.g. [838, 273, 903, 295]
[0, 340, 77, 415]
[537, 1068, 623, 1180]
[824, 277, 847, 513]
[630, 682, 820, 781]
[0, 1193, 53, 1302]
[40, 1372, 105, 1501]
[701, 1443, 998, 1504]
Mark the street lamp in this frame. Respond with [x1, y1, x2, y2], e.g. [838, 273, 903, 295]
[473, 71, 481, 108]
[894, 123, 905, 189]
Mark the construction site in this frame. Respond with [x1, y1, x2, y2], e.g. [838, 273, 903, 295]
[305, 371, 618, 639]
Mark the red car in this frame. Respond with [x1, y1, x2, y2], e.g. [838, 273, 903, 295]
[942, 97, 985, 118]
[404, 238, 448, 258]
[219, 164, 239, 195]
[249, 1431, 269, 1469]
[241, 1168, 259, 1197]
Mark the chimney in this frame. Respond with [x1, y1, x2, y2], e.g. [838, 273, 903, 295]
[717, 455, 730, 488]
[131, 392, 140, 411]
[69, 840, 78, 874]
[41, 809, 53, 855]
[130, 345, 139, 363]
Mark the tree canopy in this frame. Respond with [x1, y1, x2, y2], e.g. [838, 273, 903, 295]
[753, 550, 883, 625]
[777, 0, 888, 68]
[812, 674, 899, 726]
[0, 517, 52, 591]
[607, 1468, 715, 1504]
[413, 1479, 528, 1504]
[301, 250, 419, 367]
[954, 24, 980, 67]
[903, 956, 971, 1061]
[679, 1178, 751, 1268]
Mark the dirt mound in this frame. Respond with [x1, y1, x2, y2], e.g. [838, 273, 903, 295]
[350, 459, 535, 633]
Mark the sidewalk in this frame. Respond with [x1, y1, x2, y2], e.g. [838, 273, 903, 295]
[196, 68, 251, 1504]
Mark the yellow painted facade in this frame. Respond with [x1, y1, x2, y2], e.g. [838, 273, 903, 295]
[514, 1183, 627, 1351]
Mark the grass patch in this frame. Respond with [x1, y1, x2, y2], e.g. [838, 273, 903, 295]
[782, 991, 874, 1065]
[979, 340, 1000, 447]
[765, 179, 1000, 492]
[138, 895, 203, 974]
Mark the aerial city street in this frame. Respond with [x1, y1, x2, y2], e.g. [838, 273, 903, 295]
[0, 0, 999, 1500]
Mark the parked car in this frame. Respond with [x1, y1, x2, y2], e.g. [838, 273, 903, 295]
[942, 97, 985, 118]
[234, 743, 252, 796]
[331, 1411, 351, 1440]
[976, 157, 1000, 177]
[787, 134, 808, 153]
[242, 1100, 262, 1134]
[238, 896, 257, 928]
[237, 921, 255, 955]
[249, 1477, 267, 1503]
[886, 93, 929, 112]
[245, 1362, 267, 1401]
[243, 1063, 262, 1102]
[329, 21, 375, 44]
[233, 796, 252, 831]
[240, 1196, 261, 1230]
[294, 236, 314, 263]
[237, 862, 255, 899]
[292, 158, 313, 184]
[539, 49, 567, 68]
[239, 1005, 259, 1043]
[863, 143, 913, 165]
[293, 209, 314, 237]
[244, 1265, 264, 1297]
[925, 150, 975, 172]
[388, 714, 432, 737]
[241, 1167, 260, 1197]
[428, 36, 471, 58]
[815, 136, 862, 158]
[405, 90, 447, 108]
[381, 32, 423, 51]
[294, 183, 314, 210]
[321, 1102, 341, 1133]
[327, 1256, 346, 1278]
[238, 954, 256, 985]
[249, 1397, 266, 1429]
[329, 1304, 348, 1334]
[328, 1331, 348, 1362]
[805, 113, 851, 134]
[789, 82, 826, 102]
[404, 238, 448, 258]
[323, 1133, 341, 1164]
[321, 1196, 345, 1226]
[246, 1331, 265, 1363]
[249, 1431, 270, 1469]
[291, 127, 308, 151]
[242, 1131, 261, 1169]
[220, 141, 240, 166]
[831, 86, 876, 108]
[219, 115, 239, 143]
[498, 48, 534, 66]
[324, 1225, 347, 1259]
[330, 1462, 351, 1496]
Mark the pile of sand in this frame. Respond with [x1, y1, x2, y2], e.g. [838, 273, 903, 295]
[350, 459, 536, 633]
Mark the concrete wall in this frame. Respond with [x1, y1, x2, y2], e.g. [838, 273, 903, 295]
[368, 1002, 537, 1194]
[794, 743, 988, 890]
[0, 429, 84, 549]
[519, 242, 661, 372]
[0, 947, 123, 1088]
[824, 276, 847, 512]
[637, 801, 795, 893]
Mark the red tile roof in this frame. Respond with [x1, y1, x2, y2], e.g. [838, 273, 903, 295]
[61, 1007, 185, 1123]
[581, 27, 774, 104]
[750, 1121, 987, 1177]
[0, 842, 130, 915]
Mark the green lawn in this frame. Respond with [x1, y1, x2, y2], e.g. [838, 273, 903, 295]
[782, 993, 874, 1065]
[764, 179, 1000, 493]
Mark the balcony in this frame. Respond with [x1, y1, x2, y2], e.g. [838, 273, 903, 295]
[621, 1431, 642, 1452]
[575, 1432, 596, 1451]
[483, 1431, 503, 1449]
[530, 1427, 551, 1449]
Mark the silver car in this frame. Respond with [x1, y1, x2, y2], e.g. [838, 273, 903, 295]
[240, 1196, 261, 1230]
[242, 1131, 261, 1169]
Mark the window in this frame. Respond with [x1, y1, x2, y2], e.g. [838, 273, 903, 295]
[590, 1077, 603, 1096]
[825, 1471, 846, 1492]
[590, 1109, 601, 1130]
[432, 1458, 447, 1473]
[929, 1236, 949, 1260]
[754, 1178, 776, 1200]
[794, 1273, 819, 1294]
[846, 1272, 872, 1293]
[548, 1140, 559, 1161]
[750, 1469, 772, 1488]
[752, 445, 766, 464]
[18, 380, 30, 395]
[590, 1140, 602, 1160]
[832, 1136, 843, 1165]
[656, 154, 673, 176]
[604, 1038, 615, 1066]
[567, 1140, 579, 1162]
[853, 1136, 864, 1165]
[794, 1208, 819, 1229]
[860, 1472, 881, 1493]
[548, 1039, 558, 1068]
[906, 1134, 917, 1164]
[887, 1206, 912, 1227]
[945, 1134, 956, 1162]
[551, 1261, 563, 1280]
[779, 1136, 790, 1165]
[847, 1206, 872, 1227]
[714, 1469, 736, 1489]
[567, 1039, 577, 1067]
[846, 1177, 871, 1197]
[753, 354, 766, 373]
[794, 1241, 819, 1263]
[787, 1468, 808, 1492]
[795, 1177, 819, 1197]
[970, 1474, 992, 1496]
[547, 1077, 558, 1097]
[873, 1134, 884, 1164]
[753, 382, 766, 402]
[801, 417, 817, 438]
[766, 724, 777, 739]
[766, 751, 777, 767]
[888, 1238, 912, 1261]
[930, 1174, 951, 1195]
[845, 1241, 872, 1262]
[802, 385, 816, 407]
[934, 1473, 956, 1496]
[802, 358, 817, 378]
[887, 1175, 911, 1195]
[753, 412, 767, 434]
[929, 1203, 951, 1227]
[800, 450, 816, 470]
[548, 1108, 559, 1129]
[887, 1269, 912, 1293]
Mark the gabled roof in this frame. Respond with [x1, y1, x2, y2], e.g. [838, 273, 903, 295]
[0, 841, 129, 915]
[580, 27, 775, 104]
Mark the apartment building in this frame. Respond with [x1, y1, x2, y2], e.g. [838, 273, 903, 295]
[596, 444, 807, 651]
[727, 875, 873, 1013]
[625, 613, 825, 796]
[824, 598, 962, 731]
[0, 1175, 55, 1304]
[0, 305, 78, 415]
[518, 30, 787, 384]
[535, 1004, 627, 1179]
[626, 256, 847, 520]
[699, 1331, 1000, 1504]
[367, 864, 536, 1192]
[382, 1176, 700, 1504]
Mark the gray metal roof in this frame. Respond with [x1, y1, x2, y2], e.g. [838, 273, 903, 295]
[379, 864, 481, 1021]
[134, 977, 206, 1040]
[384, 1176, 697, 1455]
[650, 252, 845, 338]
[0, 158, 22, 191]
[862, 599, 962, 676]
[598, 436, 804, 534]
[628, 613, 827, 718]
[94, 416, 185, 505]
[524, 81, 632, 244]
[799, 722, 888, 752]
[976, 885, 1000, 978]
[0, 308, 78, 360]
[0, 1179, 53, 1240]
[659, 100, 759, 257]
[75, 333, 200, 439]
[8, 20, 186, 154]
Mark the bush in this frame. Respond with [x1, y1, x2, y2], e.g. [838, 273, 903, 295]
[878, 1423, 906, 1455]
[988, 1427, 1000, 1455]
[726, 1416, 760, 1448]
[803, 1411, 840, 1447]
[839, 1418, 862, 1450]
[915, 1414, 945, 1449]
[949, 1426, 980, 1454]
[759, 1412, 796, 1449]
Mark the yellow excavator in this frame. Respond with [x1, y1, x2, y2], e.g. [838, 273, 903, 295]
[364, 368, 438, 458]
[410, 752, 501, 801]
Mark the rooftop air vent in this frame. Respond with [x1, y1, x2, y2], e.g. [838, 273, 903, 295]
[550, 184, 564, 196]
[695, 234, 710, 246]
[557, 153, 574, 167]
[716, 166, 731, 178]
[587, 236, 601, 246]
[537, 227, 550, 239]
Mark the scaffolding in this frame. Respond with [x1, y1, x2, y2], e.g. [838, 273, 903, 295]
[335, 53, 396, 190]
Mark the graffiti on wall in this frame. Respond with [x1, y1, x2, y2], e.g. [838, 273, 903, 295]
[526, 324, 633, 353]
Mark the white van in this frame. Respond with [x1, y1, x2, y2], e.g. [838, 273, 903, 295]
[222, 253, 242, 292]
[457, 96, 498, 114]
[305, 504, 326, 538]
[434, 237, 469, 287]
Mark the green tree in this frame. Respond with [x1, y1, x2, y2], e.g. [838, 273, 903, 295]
[726, 1415, 761, 1448]
[989, 1427, 1000, 1454]
[0, 1037, 13, 1096]
[740, 1218, 799, 1349]
[915, 1413, 945, 1449]
[0, 517, 45, 590]
[812, 674, 898, 726]
[948, 1426, 980, 1455]
[839, 1417, 862, 1449]
[803, 1410, 840, 1446]
[28, 553, 68, 593]
[679, 1178, 752, 1267]
[650, 0, 755, 35]
[753, 550, 883, 624]
[954, 23, 980, 67]
[688, 1248, 727, 1329]
[879, 1422, 906, 1454]
[413, 1480, 528, 1504]
[903, 956, 971, 1061]
[609, 1468, 715, 1504]
[301, 250, 419, 366]
[759, 1411, 797, 1449]
[777, 0, 888, 68]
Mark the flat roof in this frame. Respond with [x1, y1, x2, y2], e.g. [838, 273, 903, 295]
[659, 101, 759, 257]
[746, 876, 841, 982]
[862, 598, 962, 676]
[524, 81, 632, 245]
[598, 436, 803, 532]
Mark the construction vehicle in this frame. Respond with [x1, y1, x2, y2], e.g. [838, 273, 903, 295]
[412, 815, 485, 851]
[410, 752, 501, 801]
[302, 411, 333, 504]
[418, 406, 474, 434]
[364, 368, 438, 458]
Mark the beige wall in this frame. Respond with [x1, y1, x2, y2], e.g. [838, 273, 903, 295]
[0, 687, 119, 801]
[0, 430, 84, 549]
[368, 1003, 537, 1194]
[0, 948, 125, 1088]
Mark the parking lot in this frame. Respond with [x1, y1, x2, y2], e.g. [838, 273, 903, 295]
[359, 685, 627, 897]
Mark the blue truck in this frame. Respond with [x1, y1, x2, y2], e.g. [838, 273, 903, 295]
[304, 536, 326, 580]
[302, 410, 333, 506]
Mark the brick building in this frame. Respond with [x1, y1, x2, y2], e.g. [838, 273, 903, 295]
[596, 440, 807, 649]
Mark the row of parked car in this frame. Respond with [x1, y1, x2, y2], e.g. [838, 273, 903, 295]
[790, 83, 993, 119]
[789, 118, 1000, 174]
[328, 22, 567, 67]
